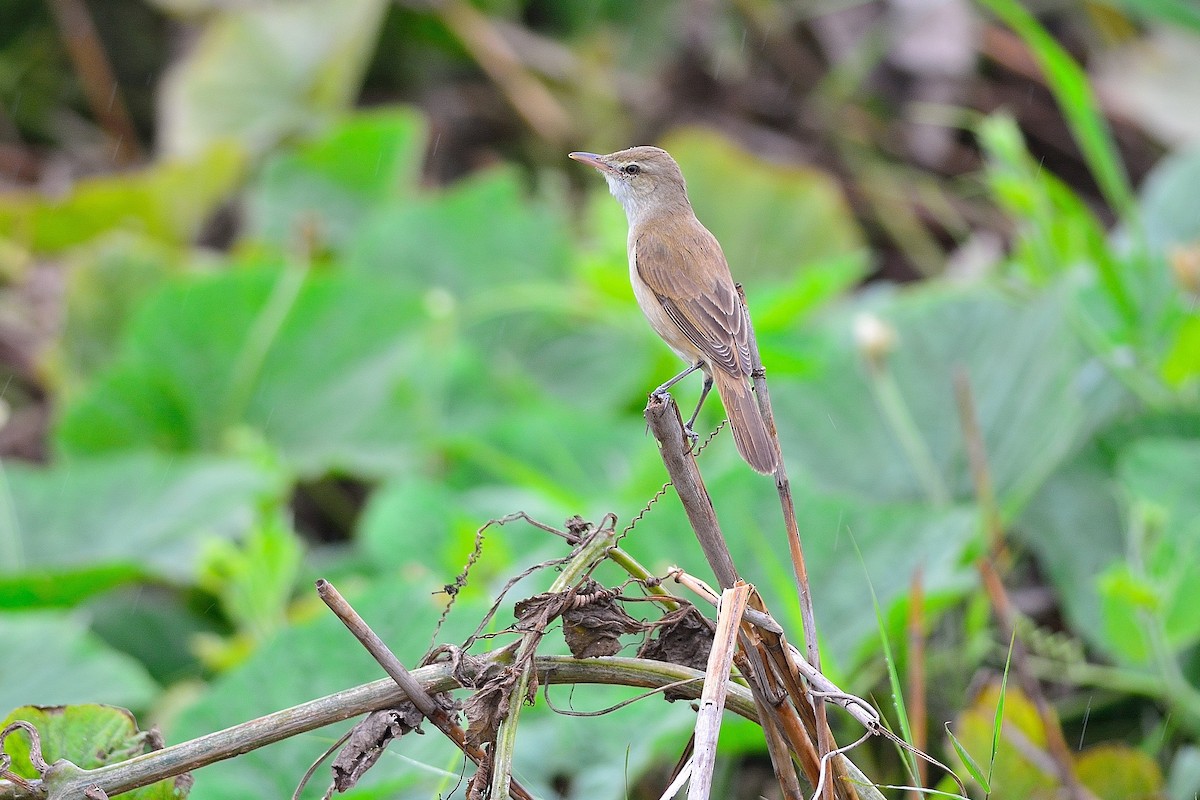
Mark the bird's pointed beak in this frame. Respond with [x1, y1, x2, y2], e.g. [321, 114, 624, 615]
[569, 151, 616, 175]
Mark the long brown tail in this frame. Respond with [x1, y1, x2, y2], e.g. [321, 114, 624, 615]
[713, 371, 778, 474]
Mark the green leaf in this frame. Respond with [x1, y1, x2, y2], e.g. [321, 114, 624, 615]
[1162, 314, 1200, 387]
[245, 109, 427, 250]
[1139, 147, 1200, 256]
[54, 233, 185, 395]
[54, 268, 431, 478]
[0, 615, 158, 712]
[1093, 0, 1200, 32]
[945, 722, 991, 794]
[197, 510, 303, 642]
[1018, 444, 1128, 655]
[977, 0, 1135, 219]
[636, 468, 978, 670]
[0, 452, 278, 607]
[0, 146, 244, 254]
[660, 127, 866, 281]
[158, 0, 388, 158]
[952, 683, 1057, 799]
[345, 166, 573, 295]
[769, 280, 1129, 510]
[1116, 437, 1200, 653]
[1, 703, 181, 798]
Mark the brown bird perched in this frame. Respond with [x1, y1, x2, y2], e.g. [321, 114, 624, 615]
[569, 146, 778, 474]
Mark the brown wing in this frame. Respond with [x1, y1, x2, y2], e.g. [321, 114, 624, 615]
[634, 218, 753, 379]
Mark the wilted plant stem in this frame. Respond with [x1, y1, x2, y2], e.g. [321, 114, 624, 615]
[489, 519, 619, 800]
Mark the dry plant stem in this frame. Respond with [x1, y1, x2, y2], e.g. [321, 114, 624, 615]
[46, 0, 143, 164]
[952, 370, 1004, 554]
[643, 400, 825, 793]
[743, 611, 858, 800]
[689, 584, 752, 800]
[954, 375, 1095, 800]
[978, 561, 1097, 800]
[433, 0, 572, 143]
[673, 572, 872, 728]
[490, 522, 618, 800]
[313, 580, 536, 800]
[736, 286, 835, 792]
[643, 393, 739, 589]
[0, 657, 755, 800]
[744, 642, 819, 795]
[758, 700, 807, 800]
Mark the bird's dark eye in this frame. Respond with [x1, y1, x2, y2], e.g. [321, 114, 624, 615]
[623, 163, 641, 175]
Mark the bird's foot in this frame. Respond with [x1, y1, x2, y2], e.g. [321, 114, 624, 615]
[682, 423, 700, 454]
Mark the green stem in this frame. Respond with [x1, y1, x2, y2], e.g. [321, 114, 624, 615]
[217, 260, 308, 439]
[868, 362, 951, 506]
[489, 522, 619, 799]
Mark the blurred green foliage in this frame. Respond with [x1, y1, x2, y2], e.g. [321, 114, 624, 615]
[1, 1, 1199, 798]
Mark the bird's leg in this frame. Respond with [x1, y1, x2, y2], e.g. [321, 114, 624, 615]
[680, 373, 714, 452]
[684, 373, 713, 431]
[652, 362, 702, 396]
[650, 363, 708, 451]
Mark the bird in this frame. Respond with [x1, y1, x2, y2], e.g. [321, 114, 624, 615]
[569, 146, 778, 474]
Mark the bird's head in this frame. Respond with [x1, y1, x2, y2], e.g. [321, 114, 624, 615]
[569, 146, 690, 223]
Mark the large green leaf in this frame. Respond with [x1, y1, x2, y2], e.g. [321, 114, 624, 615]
[1101, 437, 1200, 661]
[1017, 441, 1127, 657]
[1018, 415, 1200, 660]
[158, 0, 388, 158]
[54, 268, 431, 478]
[661, 127, 867, 280]
[245, 109, 427, 251]
[0, 614, 159, 712]
[1, 703, 180, 798]
[708, 472, 978, 671]
[345, 166, 573, 293]
[0, 452, 277, 607]
[54, 233, 186, 395]
[346, 165, 657, 415]
[768, 279, 1130, 510]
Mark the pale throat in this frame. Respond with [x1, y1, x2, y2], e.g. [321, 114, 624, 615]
[603, 174, 654, 225]
[604, 174, 692, 229]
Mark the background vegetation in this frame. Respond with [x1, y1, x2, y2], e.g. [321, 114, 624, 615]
[1, 0, 1198, 797]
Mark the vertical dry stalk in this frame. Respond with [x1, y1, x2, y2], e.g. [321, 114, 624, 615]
[644, 393, 740, 590]
[46, 0, 143, 164]
[955, 371, 1097, 800]
[435, 0, 573, 144]
[736, 285, 836, 795]
[688, 584, 752, 800]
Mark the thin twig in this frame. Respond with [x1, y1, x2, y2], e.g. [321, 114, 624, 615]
[46, 0, 143, 164]
[431, 0, 573, 143]
[0, 657, 757, 800]
[316, 579, 538, 800]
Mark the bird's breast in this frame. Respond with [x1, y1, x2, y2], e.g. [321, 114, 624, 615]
[627, 236, 706, 366]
